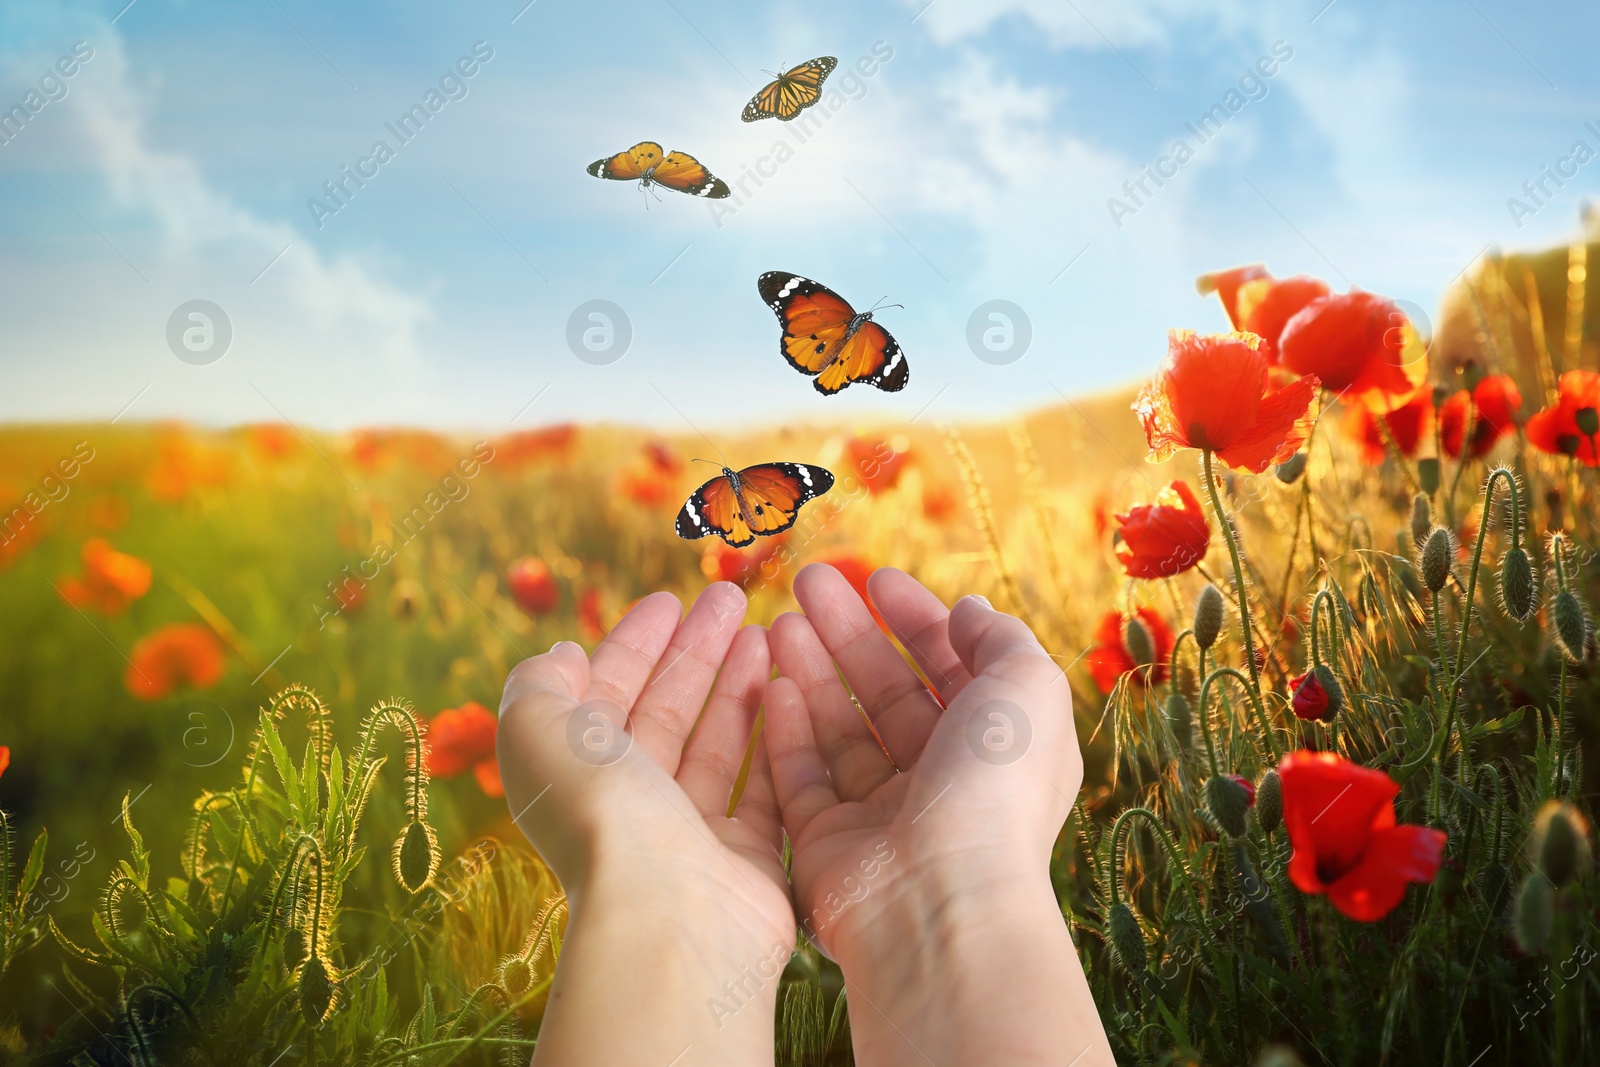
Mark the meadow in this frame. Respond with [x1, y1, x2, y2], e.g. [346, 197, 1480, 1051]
[0, 252, 1597, 1065]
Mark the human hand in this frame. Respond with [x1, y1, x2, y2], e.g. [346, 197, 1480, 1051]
[497, 583, 793, 1065]
[763, 564, 1112, 1066]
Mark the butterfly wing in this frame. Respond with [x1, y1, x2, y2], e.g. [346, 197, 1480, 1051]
[734, 464, 835, 536]
[676, 474, 752, 546]
[652, 150, 732, 198]
[815, 320, 908, 395]
[759, 272, 856, 377]
[742, 57, 837, 122]
[586, 142, 664, 181]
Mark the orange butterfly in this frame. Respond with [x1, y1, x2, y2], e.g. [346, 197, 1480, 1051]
[742, 57, 837, 122]
[675, 463, 834, 547]
[586, 142, 731, 199]
[758, 272, 909, 395]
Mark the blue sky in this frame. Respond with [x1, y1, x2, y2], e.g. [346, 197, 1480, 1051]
[0, 0, 1596, 432]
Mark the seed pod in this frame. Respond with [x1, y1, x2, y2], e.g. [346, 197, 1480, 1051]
[299, 954, 334, 1026]
[395, 819, 439, 894]
[1417, 457, 1441, 496]
[1433, 857, 1464, 908]
[1499, 547, 1537, 622]
[1125, 616, 1155, 673]
[1409, 494, 1432, 548]
[1206, 774, 1254, 838]
[1514, 872, 1553, 954]
[1576, 406, 1599, 437]
[1531, 801, 1593, 888]
[1275, 453, 1307, 484]
[1552, 589, 1588, 662]
[1194, 584, 1224, 651]
[1164, 691, 1192, 753]
[1254, 769, 1282, 834]
[1421, 527, 1452, 593]
[1107, 901, 1147, 973]
[283, 925, 308, 971]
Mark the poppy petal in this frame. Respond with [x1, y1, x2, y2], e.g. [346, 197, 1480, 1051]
[1325, 824, 1446, 922]
[1214, 374, 1321, 473]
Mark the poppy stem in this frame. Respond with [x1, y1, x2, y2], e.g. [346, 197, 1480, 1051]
[1200, 451, 1264, 705]
[1197, 666, 1278, 773]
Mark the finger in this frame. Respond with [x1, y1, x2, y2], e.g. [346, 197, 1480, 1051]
[499, 641, 591, 719]
[630, 583, 749, 775]
[792, 563, 943, 769]
[947, 594, 1057, 682]
[768, 611, 895, 800]
[866, 567, 975, 702]
[731, 738, 784, 858]
[762, 676, 842, 843]
[581, 590, 682, 712]
[496, 642, 592, 827]
[677, 624, 770, 816]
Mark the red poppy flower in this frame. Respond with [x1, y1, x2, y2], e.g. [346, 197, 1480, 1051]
[846, 436, 909, 495]
[60, 539, 153, 615]
[494, 425, 579, 467]
[1086, 607, 1173, 693]
[1526, 370, 1600, 466]
[1224, 774, 1257, 806]
[618, 469, 677, 509]
[1341, 387, 1432, 465]
[810, 551, 887, 632]
[1113, 481, 1209, 579]
[1288, 671, 1336, 722]
[248, 424, 296, 460]
[921, 482, 959, 523]
[125, 623, 227, 700]
[1198, 265, 1331, 360]
[1278, 750, 1446, 921]
[507, 557, 559, 616]
[332, 577, 367, 614]
[426, 702, 502, 797]
[1135, 330, 1320, 473]
[0, 745, 9, 781]
[577, 586, 606, 641]
[1277, 290, 1427, 411]
[643, 440, 683, 476]
[1439, 375, 1522, 459]
[702, 536, 787, 587]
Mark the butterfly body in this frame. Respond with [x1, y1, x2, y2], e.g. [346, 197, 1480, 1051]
[586, 141, 731, 199]
[676, 462, 834, 547]
[758, 272, 908, 395]
[742, 57, 838, 122]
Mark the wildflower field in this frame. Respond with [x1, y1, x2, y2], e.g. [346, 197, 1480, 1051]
[2, 251, 1599, 1066]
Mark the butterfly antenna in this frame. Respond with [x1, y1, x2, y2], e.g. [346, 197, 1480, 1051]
[868, 296, 905, 314]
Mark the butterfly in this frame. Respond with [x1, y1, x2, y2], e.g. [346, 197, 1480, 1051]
[758, 272, 909, 395]
[675, 462, 835, 547]
[742, 57, 838, 122]
[586, 142, 730, 199]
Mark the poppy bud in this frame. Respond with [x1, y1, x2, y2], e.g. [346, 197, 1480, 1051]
[1409, 494, 1432, 549]
[1206, 774, 1255, 838]
[1256, 1048, 1309, 1067]
[1421, 527, 1452, 592]
[394, 819, 440, 894]
[499, 954, 534, 995]
[283, 926, 308, 971]
[1514, 872, 1553, 954]
[1417, 457, 1441, 496]
[1275, 453, 1307, 484]
[299, 954, 334, 1026]
[1165, 691, 1192, 753]
[1193, 584, 1224, 651]
[1552, 588, 1588, 662]
[1576, 406, 1599, 437]
[1254, 769, 1282, 834]
[1499, 547, 1537, 622]
[1289, 665, 1343, 723]
[1530, 801, 1593, 888]
[1107, 901, 1147, 972]
[1125, 616, 1155, 673]
[1433, 857, 1464, 908]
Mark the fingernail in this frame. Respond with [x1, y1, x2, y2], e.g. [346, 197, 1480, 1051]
[970, 595, 993, 609]
[549, 640, 576, 654]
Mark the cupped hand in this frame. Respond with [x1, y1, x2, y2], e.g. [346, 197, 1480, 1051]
[762, 564, 1084, 962]
[497, 582, 793, 956]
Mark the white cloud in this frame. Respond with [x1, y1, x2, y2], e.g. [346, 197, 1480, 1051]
[904, 0, 1248, 51]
